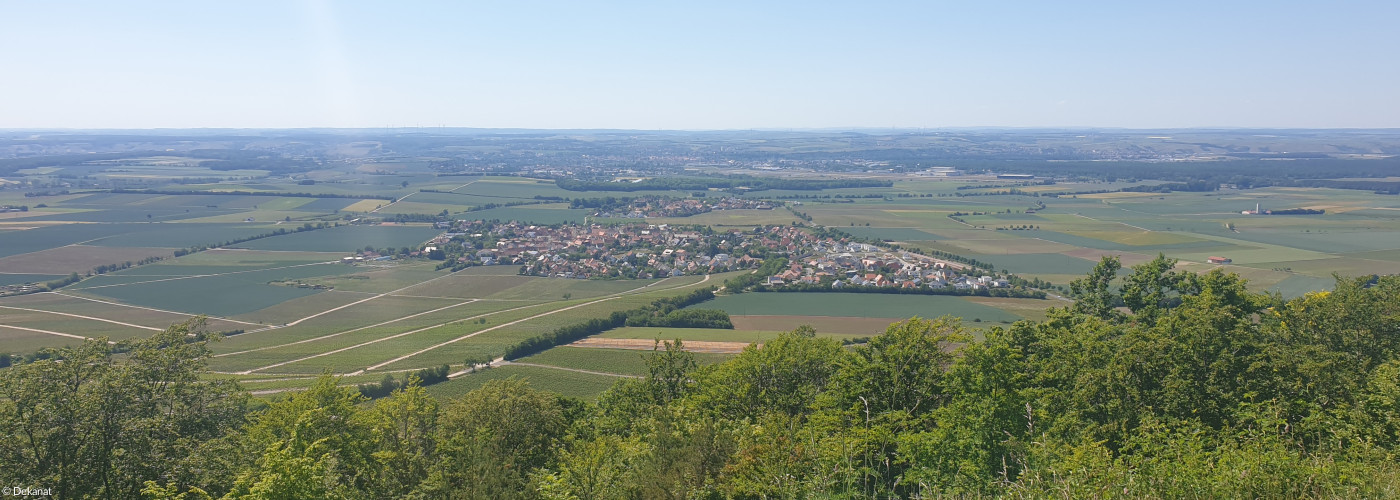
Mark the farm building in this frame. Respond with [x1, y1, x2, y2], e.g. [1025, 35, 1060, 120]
[1207, 256, 1232, 264]
[997, 174, 1034, 180]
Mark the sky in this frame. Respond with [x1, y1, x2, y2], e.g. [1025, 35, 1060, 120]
[2, 1, 1397, 130]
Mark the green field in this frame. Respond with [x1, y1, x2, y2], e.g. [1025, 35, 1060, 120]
[424, 365, 623, 400]
[838, 226, 945, 241]
[231, 225, 443, 252]
[598, 326, 798, 343]
[8, 158, 1400, 403]
[967, 252, 1100, 276]
[67, 261, 355, 317]
[518, 346, 734, 377]
[0, 274, 64, 286]
[460, 206, 591, 224]
[696, 292, 1024, 323]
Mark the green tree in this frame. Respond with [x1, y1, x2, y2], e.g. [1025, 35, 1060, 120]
[1120, 253, 1197, 322]
[365, 378, 439, 497]
[697, 325, 847, 419]
[0, 318, 246, 499]
[422, 378, 567, 499]
[1068, 255, 1122, 320]
[644, 339, 698, 406]
[235, 375, 375, 495]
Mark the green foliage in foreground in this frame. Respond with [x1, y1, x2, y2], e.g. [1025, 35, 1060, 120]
[3, 255, 1400, 498]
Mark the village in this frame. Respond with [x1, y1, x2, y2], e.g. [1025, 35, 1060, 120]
[387, 219, 1028, 294]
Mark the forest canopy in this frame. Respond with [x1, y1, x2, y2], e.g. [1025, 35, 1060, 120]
[2, 257, 1399, 498]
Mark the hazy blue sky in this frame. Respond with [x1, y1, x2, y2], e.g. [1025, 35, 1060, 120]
[2, 1, 1396, 129]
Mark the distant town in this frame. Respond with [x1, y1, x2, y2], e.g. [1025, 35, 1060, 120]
[341, 219, 1041, 297]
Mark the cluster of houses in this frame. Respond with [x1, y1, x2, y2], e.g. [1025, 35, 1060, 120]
[416, 221, 833, 280]
[766, 244, 1012, 291]
[412, 219, 1012, 290]
[0, 282, 44, 296]
[510, 223, 766, 279]
[585, 196, 776, 219]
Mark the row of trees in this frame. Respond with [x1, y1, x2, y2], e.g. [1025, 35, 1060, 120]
[355, 364, 451, 399]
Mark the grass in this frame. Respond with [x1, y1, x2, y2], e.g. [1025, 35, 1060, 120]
[837, 227, 945, 241]
[1240, 257, 1400, 279]
[0, 273, 64, 286]
[0, 325, 92, 352]
[599, 326, 793, 343]
[1063, 230, 1206, 246]
[967, 252, 1102, 276]
[0, 293, 245, 330]
[520, 346, 733, 377]
[231, 225, 442, 252]
[939, 237, 1079, 255]
[0, 245, 175, 275]
[458, 206, 591, 224]
[696, 292, 1024, 323]
[206, 271, 727, 377]
[363, 273, 736, 372]
[1265, 274, 1340, 298]
[301, 264, 447, 293]
[0, 224, 152, 258]
[0, 305, 156, 344]
[69, 262, 355, 318]
[729, 315, 919, 336]
[396, 273, 537, 299]
[424, 364, 623, 400]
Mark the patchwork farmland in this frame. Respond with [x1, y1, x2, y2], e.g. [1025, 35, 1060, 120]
[5, 158, 1400, 400]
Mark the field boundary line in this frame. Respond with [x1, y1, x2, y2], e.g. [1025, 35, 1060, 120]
[238, 265, 482, 334]
[448, 179, 479, 192]
[1072, 213, 1152, 232]
[0, 305, 164, 331]
[70, 261, 338, 291]
[235, 300, 562, 374]
[370, 192, 416, 213]
[0, 323, 115, 344]
[224, 274, 698, 362]
[351, 296, 629, 375]
[355, 274, 710, 374]
[215, 299, 480, 357]
[48, 291, 263, 326]
[389, 294, 496, 300]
